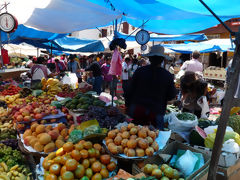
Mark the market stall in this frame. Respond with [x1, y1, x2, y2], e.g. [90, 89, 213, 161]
[1, 1, 240, 180]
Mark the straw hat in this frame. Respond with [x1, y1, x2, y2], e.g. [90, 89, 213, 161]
[142, 45, 171, 60]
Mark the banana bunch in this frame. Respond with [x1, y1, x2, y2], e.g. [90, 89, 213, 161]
[41, 78, 62, 95]
[0, 122, 14, 130]
[0, 108, 9, 117]
[0, 163, 31, 180]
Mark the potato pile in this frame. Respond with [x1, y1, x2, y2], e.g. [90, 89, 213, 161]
[105, 123, 159, 157]
[22, 123, 74, 153]
[43, 141, 117, 180]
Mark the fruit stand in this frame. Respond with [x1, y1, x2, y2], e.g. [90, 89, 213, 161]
[0, 76, 228, 180]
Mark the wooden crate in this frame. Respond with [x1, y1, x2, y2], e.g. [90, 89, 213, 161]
[217, 159, 240, 180]
[132, 141, 211, 180]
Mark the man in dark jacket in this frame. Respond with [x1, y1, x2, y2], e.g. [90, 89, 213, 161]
[126, 45, 177, 130]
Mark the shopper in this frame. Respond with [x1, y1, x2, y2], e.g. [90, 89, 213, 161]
[126, 45, 177, 129]
[180, 50, 203, 73]
[129, 58, 139, 79]
[85, 55, 103, 95]
[47, 56, 56, 72]
[101, 56, 113, 92]
[122, 57, 131, 98]
[67, 55, 82, 82]
[30, 57, 57, 87]
[55, 58, 66, 73]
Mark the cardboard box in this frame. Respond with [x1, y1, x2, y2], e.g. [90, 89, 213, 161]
[170, 132, 186, 142]
[193, 145, 240, 168]
[217, 159, 240, 180]
[132, 141, 210, 180]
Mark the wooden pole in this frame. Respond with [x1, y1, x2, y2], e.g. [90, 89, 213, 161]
[0, 31, 3, 68]
[207, 32, 240, 180]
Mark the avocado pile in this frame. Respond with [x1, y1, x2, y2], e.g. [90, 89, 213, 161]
[65, 92, 106, 110]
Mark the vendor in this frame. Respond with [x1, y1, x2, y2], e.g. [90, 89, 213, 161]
[125, 45, 177, 130]
[180, 72, 208, 118]
[67, 55, 82, 83]
[30, 57, 57, 87]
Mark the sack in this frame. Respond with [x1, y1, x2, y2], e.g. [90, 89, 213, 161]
[62, 72, 78, 89]
[222, 139, 240, 153]
[197, 96, 210, 119]
[168, 112, 198, 133]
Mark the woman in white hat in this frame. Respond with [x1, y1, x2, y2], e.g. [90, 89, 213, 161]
[125, 45, 177, 130]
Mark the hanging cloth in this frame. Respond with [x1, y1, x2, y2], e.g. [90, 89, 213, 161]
[109, 48, 122, 76]
[1, 48, 9, 65]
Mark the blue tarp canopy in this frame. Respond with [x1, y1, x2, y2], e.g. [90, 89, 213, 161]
[88, 0, 240, 34]
[1, 25, 104, 52]
[1, 24, 66, 44]
[163, 39, 235, 54]
[116, 32, 207, 42]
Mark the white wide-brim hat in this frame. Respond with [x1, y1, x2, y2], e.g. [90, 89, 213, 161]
[142, 45, 171, 60]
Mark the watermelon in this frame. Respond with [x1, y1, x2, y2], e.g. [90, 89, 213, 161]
[198, 118, 213, 129]
[189, 126, 207, 146]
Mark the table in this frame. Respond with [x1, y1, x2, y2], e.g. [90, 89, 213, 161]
[0, 68, 30, 80]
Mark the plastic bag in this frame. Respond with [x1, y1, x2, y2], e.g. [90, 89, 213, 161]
[197, 96, 210, 119]
[68, 129, 83, 144]
[175, 69, 185, 80]
[204, 125, 233, 136]
[62, 73, 78, 89]
[212, 89, 225, 104]
[99, 92, 111, 103]
[205, 131, 240, 149]
[83, 125, 101, 137]
[168, 112, 198, 133]
[222, 139, 240, 153]
[32, 90, 43, 97]
[175, 150, 198, 176]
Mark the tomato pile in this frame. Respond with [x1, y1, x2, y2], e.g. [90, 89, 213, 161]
[1, 85, 22, 96]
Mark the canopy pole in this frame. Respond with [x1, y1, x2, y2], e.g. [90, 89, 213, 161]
[198, 1, 240, 179]
[50, 44, 53, 57]
[37, 48, 39, 58]
[207, 31, 240, 180]
[0, 31, 3, 68]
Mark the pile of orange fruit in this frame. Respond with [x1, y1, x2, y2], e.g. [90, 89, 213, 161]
[43, 140, 117, 180]
[105, 123, 159, 157]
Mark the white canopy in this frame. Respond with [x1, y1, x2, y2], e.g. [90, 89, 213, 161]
[3, 44, 45, 57]
[7, 0, 121, 33]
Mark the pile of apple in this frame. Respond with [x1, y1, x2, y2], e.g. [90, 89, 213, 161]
[12, 102, 58, 123]
[23, 123, 74, 153]
[61, 107, 74, 125]
[25, 94, 56, 105]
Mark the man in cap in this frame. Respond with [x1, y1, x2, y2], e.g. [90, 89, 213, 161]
[126, 45, 177, 130]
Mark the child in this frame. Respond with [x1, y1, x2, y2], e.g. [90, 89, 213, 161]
[87, 72, 95, 86]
